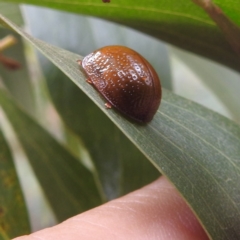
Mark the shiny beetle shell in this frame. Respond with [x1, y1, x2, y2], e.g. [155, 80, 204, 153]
[81, 45, 162, 123]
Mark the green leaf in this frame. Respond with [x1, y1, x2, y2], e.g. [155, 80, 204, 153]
[0, 128, 30, 238]
[46, 69, 160, 199]
[0, 0, 239, 72]
[1, 13, 240, 239]
[0, 89, 102, 222]
[0, 28, 35, 114]
[24, 8, 160, 199]
[172, 47, 240, 122]
[0, 4, 34, 114]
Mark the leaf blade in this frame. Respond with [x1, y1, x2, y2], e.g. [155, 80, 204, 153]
[0, 89, 102, 222]
[24, 7, 161, 199]
[0, 127, 30, 238]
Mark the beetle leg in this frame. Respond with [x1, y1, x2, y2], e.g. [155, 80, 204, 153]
[86, 78, 93, 84]
[105, 103, 112, 109]
[76, 59, 82, 65]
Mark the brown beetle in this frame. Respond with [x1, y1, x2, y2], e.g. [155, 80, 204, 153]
[78, 46, 162, 123]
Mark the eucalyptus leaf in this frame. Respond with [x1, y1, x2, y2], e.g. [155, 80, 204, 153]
[0, 3, 34, 114]
[0, 0, 240, 72]
[171, 47, 240, 123]
[0, 28, 35, 114]
[0, 89, 102, 222]
[22, 7, 160, 199]
[1, 13, 240, 239]
[44, 67, 160, 199]
[0, 128, 30, 238]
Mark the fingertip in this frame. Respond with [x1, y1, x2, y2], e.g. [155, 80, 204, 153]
[13, 177, 209, 240]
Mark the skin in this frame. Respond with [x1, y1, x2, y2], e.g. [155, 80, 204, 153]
[13, 177, 209, 240]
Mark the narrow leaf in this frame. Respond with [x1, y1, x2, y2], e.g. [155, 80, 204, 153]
[0, 28, 35, 114]
[172, 47, 240, 122]
[0, 128, 30, 238]
[23, 8, 160, 199]
[0, 3, 34, 114]
[46, 70, 160, 199]
[0, 89, 102, 222]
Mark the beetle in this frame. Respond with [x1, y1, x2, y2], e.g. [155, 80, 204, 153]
[78, 45, 162, 123]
